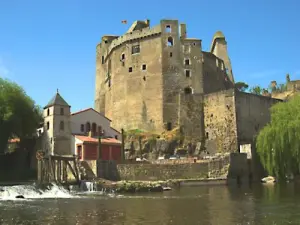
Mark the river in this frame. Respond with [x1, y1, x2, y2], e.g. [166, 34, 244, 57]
[0, 182, 300, 224]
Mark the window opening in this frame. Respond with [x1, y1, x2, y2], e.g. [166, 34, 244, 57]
[184, 87, 192, 94]
[185, 70, 191, 78]
[142, 64, 146, 70]
[129, 67, 133, 73]
[167, 37, 173, 46]
[132, 45, 140, 54]
[165, 25, 171, 33]
[185, 59, 190, 65]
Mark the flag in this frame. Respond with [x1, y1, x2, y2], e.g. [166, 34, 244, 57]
[121, 20, 127, 24]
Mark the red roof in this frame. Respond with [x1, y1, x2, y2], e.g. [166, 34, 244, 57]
[71, 108, 112, 121]
[75, 135, 121, 145]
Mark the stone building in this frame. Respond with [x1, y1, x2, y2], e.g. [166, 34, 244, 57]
[94, 19, 234, 142]
[41, 91, 120, 157]
[94, 19, 281, 153]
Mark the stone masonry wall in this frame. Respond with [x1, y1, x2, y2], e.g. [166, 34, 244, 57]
[235, 91, 281, 144]
[204, 89, 238, 153]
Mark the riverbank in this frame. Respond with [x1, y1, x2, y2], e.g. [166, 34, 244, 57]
[93, 177, 228, 193]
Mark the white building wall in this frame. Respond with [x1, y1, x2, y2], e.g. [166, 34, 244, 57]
[70, 109, 121, 140]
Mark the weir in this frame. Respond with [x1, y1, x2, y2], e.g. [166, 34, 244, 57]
[37, 152, 80, 185]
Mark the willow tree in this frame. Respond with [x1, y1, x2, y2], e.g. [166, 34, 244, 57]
[256, 95, 300, 179]
[0, 78, 42, 153]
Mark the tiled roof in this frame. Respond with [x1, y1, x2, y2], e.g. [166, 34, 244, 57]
[44, 92, 70, 109]
[71, 108, 112, 121]
[75, 135, 121, 145]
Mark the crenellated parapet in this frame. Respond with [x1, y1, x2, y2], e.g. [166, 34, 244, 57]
[101, 25, 162, 62]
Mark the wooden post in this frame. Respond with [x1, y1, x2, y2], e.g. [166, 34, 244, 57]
[121, 128, 125, 162]
[62, 160, 67, 182]
[98, 136, 102, 160]
[57, 160, 61, 182]
[37, 160, 42, 183]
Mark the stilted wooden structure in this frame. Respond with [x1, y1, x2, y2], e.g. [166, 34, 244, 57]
[37, 152, 80, 184]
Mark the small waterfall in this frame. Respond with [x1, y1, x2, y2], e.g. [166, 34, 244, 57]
[79, 181, 98, 192]
[0, 183, 73, 200]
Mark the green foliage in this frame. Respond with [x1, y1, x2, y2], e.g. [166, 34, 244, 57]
[256, 94, 300, 179]
[249, 85, 263, 95]
[269, 83, 287, 94]
[0, 78, 42, 153]
[235, 82, 249, 92]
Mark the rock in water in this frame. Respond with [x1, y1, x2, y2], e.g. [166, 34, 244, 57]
[261, 176, 276, 183]
[15, 195, 25, 199]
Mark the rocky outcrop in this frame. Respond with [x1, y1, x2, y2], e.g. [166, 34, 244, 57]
[123, 128, 205, 160]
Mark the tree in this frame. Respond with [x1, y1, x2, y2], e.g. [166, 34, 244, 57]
[0, 78, 42, 153]
[249, 85, 263, 95]
[235, 82, 249, 92]
[256, 94, 300, 179]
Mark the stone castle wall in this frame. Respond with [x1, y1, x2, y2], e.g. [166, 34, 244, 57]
[235, 91, 282, 144]
[95, 19, 233, 137]
[204, 89, 281, 153]
[204, 89, 238, 153]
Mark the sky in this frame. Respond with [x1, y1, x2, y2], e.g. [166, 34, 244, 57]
[0, 0, 299, 112]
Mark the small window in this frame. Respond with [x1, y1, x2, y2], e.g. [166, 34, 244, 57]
[101, 56, 104, 64]
[60, 108, 64, 115]
[115, 135, 118, 140]
[193, 43, 196, 46]
[47, 122, 50, 130]
[185, 70, 191, 78]
[184, 87, 192, 94]
[132, 45, 140, 54]
[167, 37, 173, 46]
[80, 124, 84, 132]
[170, 52, 173, 57]
[104, 40, 108, 44]
[98, 126, 102, 135]
[121, 53, 125, 60]
[86, 122, 91, 132]
[167, 122, 172, 131]
[165, 25, 171, 33]
[206, 132, 209, 139]
[47, 109, 50, 116]
[108, 80, 111, 87]
[142, 64, 147, 70]
[60, 121, 64, 131]
[185, 59, 190, 65]
[129, 67, 133, 73]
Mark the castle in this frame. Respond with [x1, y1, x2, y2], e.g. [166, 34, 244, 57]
[94, 19, 281, 153]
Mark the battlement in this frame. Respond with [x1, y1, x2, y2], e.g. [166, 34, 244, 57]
[101, 24, 162, 62]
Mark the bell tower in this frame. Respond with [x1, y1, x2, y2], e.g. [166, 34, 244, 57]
[43, 89, 72, 155]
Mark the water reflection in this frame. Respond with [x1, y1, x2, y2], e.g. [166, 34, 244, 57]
[1, 183, 300, 224]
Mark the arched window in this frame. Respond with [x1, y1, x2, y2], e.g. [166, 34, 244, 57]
[98, 126, 102, 136]
[60, 121, 64, 131]
[92, 123, 97, 135]
[167, 37, 173, 46]
[184, 87, 193, 94]
[86, 122, 91, 132]
[47, 108, 50, 116]
[80, 124, 84, 132]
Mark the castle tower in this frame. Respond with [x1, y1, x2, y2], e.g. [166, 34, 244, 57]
[210, 31, 234, 83]
[43, 90, 72, 156]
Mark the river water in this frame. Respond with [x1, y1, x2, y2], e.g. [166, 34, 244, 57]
[0, 182, 300, 225]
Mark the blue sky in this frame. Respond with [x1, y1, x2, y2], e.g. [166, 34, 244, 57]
[0, 0, 299, 112]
